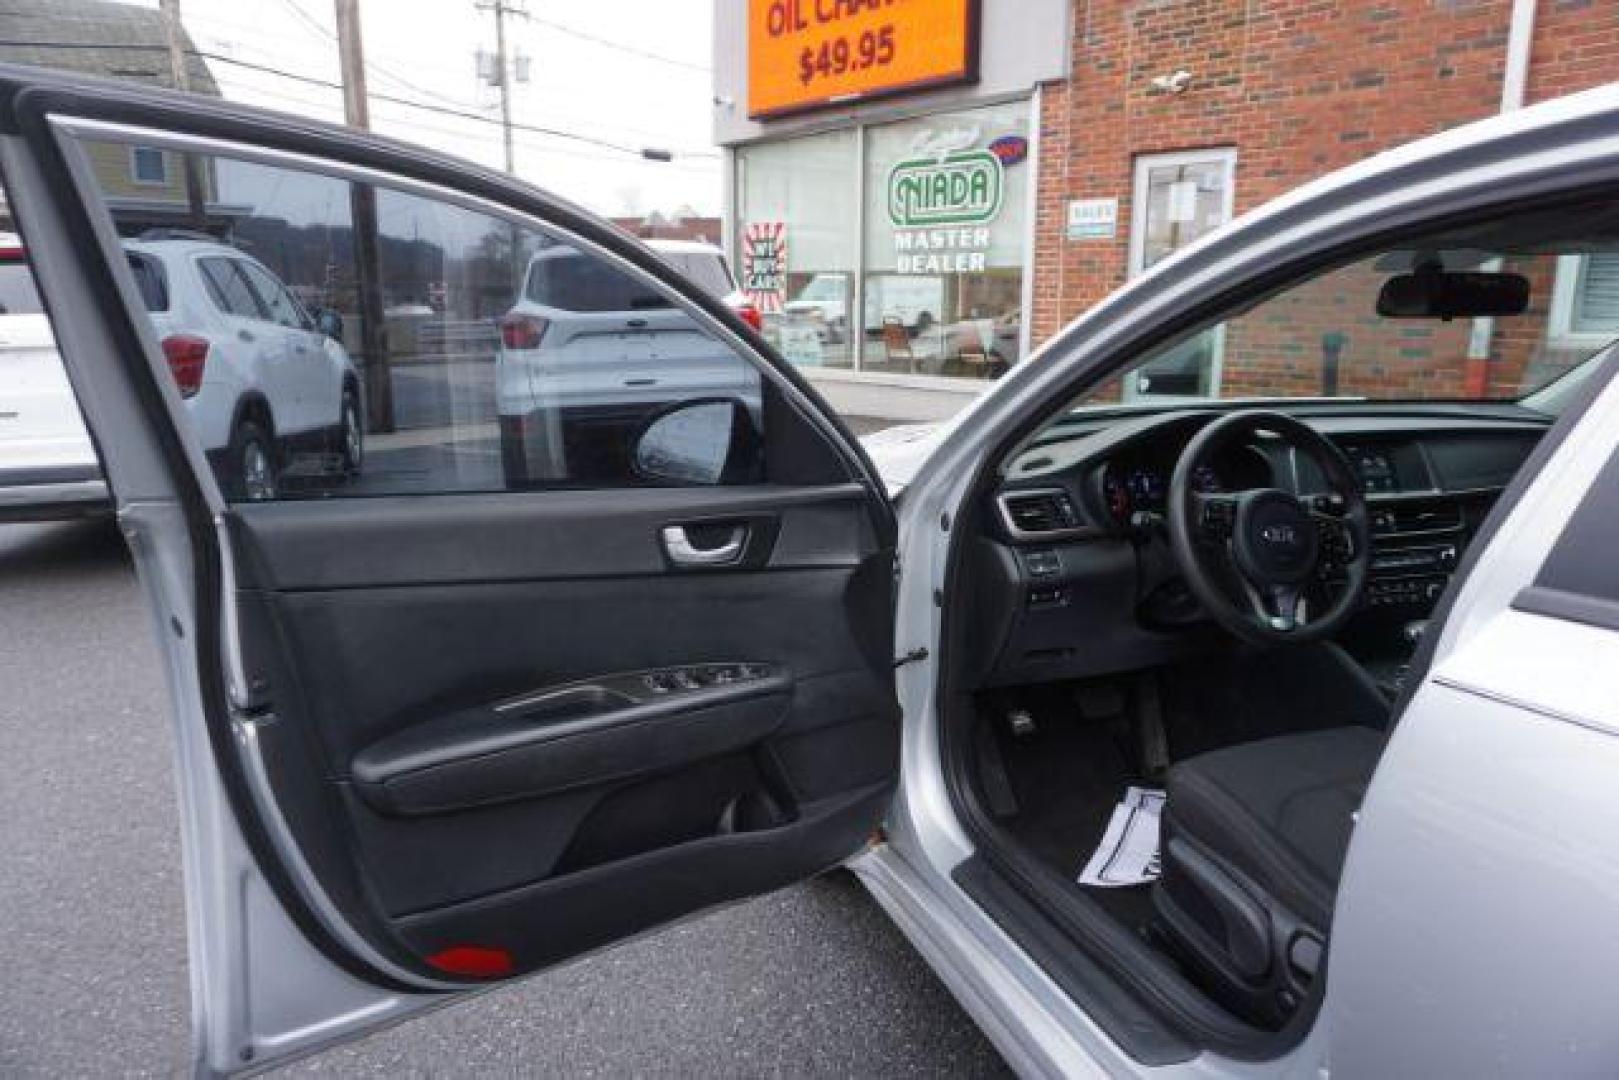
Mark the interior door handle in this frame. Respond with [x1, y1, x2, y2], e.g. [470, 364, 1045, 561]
[661, 524, 746, 566]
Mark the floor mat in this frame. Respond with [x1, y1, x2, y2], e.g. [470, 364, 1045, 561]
[992, 706, 1159, 929]
[1077, 786, 1165, 887]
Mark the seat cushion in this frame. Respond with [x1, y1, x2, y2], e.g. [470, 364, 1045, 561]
[1164, 725, 1385, 931]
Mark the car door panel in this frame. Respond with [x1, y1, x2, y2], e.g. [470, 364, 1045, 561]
[0, 66, 900, 1072]
[228, 483, 897, 974]
[347, 673, 797, 817]
[224, 482, 872, 587]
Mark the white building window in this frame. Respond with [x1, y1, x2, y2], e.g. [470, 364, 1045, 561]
[1550, 253, 1619, 345]
[130, 146, 168, 185]
[1126, 148, 1237, 400]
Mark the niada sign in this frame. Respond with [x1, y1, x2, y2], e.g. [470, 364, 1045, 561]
[888, 150, 1004, 228]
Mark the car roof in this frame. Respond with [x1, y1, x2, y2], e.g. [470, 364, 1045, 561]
[645, 238, 724, 257]
[524, 237, 724, 268]
[123, 236, 252, 260]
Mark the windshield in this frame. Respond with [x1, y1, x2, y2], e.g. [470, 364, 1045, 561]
[525, 246, 672, 313]
[798, 275, 842, 301]
[663, 251, 735, 299]
[1084, 230, 1619, 411]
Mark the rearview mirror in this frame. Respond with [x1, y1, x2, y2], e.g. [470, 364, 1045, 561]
[632, 398, 761, 486]
[1376, 268, 1529, 320]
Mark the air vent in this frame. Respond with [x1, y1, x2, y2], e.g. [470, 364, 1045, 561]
[1372, 501, 1463, 536]
[999, 489, 1087, 540]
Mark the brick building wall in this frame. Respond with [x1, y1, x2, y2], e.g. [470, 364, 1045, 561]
[1031, 0, 1619, 397]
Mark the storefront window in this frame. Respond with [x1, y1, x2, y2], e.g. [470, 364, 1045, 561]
[861, 101, 1030, 378]
[736, 130, 858, 369]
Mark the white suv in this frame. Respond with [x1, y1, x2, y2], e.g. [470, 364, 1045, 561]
[124, 234, 363, 500]
[497, 238, 757, 486]
[646, 238, 760, 330]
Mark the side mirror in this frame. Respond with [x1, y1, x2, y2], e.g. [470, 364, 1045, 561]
[632, 398, 760, 486]
[1376, 268, 1529, 320]
[314, 308, 344, 341]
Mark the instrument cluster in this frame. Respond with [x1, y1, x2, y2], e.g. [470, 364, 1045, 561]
[1099, 444, 1272, 526]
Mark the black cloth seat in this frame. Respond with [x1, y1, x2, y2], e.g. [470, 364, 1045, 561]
[1153, 724, 1385, 1022]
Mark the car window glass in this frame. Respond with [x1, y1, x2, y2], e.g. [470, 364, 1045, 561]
[125, 253, 169, 312]
[0, 259, 44, 315]
[236, 260, 307, 330]
[75, 136, 763, 502]
[526, 248, 674, 312]
[672, 252, 734, 299]
[1066, 240, 1619, 412]
[197, 256, 265, 319]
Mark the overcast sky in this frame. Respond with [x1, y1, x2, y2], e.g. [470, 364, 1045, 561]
[125, 0, 721, 219]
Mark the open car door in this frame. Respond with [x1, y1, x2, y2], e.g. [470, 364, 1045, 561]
[0, 66, 899, 1075]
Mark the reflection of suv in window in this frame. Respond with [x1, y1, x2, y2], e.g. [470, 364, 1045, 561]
[646, 239, 761, 330]
[497, 242, 757, 486]
[124, 234, 363, 500]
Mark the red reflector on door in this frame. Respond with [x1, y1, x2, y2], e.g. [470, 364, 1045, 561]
[426, 945, 515, 977]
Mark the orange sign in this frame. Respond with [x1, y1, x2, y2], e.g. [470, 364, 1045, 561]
[748, 0, 979, 119]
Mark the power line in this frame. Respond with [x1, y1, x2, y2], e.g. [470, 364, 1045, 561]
[179, 8, 472, 82]
[523, 13, 709, 74]
[148, 9, 716, 147]
[273, 0, 488, 112]
[230, 76, 719, 176]
[208, 36, 707, 150]
[0, 40, 717, 159]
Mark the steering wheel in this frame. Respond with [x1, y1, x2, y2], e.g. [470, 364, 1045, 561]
[1167, 410, 1370, 646]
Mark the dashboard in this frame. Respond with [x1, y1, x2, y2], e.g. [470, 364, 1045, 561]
[964, 404, 1548, 689]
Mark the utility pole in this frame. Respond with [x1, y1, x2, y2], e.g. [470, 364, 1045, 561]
[476, 0, 528, 175]
[334, 0, 393, 431]
[334, 0, 371, 130]
[157, 0, 209, 231]
[476, 1, 529, 296]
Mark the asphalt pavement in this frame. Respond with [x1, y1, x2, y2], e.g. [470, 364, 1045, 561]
[0, 517, 1008, 1078]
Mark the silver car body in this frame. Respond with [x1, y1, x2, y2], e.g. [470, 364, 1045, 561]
[856, 82, 1619, 1078]
[6, 68, 1619, 1078]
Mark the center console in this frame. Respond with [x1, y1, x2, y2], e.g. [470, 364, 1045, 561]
[1337, 440, 1472, 616]
[1362, 503, 1462, 609]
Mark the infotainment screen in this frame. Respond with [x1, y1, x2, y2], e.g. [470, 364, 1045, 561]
[1344, 446, 1399, 493]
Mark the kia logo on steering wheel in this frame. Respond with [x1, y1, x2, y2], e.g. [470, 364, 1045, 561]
[1260, 524, 1299, 546]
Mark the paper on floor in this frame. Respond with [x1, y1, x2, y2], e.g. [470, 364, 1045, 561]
[1078, 786, 1165, 888]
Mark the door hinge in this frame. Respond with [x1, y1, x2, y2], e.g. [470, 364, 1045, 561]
[893, 646, 929, 669]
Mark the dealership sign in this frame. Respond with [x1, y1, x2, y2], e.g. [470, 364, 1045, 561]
[747, 0, 978, 119]
[888, 148, 1005, 274]
[888, 150, 1004, 228]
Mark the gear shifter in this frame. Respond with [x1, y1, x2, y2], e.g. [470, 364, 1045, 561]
[1388, 620, 1429, 695]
